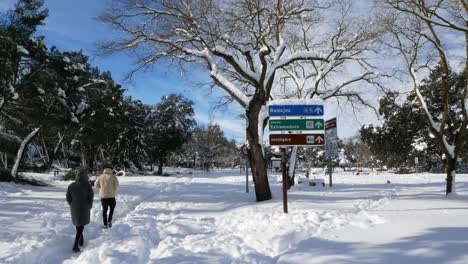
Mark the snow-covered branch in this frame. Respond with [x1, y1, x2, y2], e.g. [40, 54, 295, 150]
[267, 51, 329, 82]
[11, 128, 40, 177]
[384, 0, 468, 33]
[322, 72, 380, 100]
[201, 49, 251, 108]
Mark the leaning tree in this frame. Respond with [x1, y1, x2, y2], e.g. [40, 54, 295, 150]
[100, 0, 381, 201]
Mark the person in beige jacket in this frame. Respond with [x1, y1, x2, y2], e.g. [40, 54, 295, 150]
[95, 168, 119, 228]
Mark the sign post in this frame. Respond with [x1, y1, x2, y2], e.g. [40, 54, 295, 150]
[245, 155, 249, 193]
[415, 157, 419, 174]
[281, 148, 288, 213]
[269, 100, 325, 214]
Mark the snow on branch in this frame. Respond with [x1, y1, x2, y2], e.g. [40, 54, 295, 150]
[322, 72, 380, 100]
[212, 46, 260, 85]
[384, 0, 468, 33]
[201, 49, 251, 108]
[76, 79, 107, 91]
[267, 51, 328, 83]
[11, 128, 40, 177]
[410, 66, 455, 159]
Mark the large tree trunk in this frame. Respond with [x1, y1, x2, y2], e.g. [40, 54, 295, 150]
[287, 147, 298, 188]
[132, 159, 143, 171]
[1, 152, 7, 168]
[87, 145, 96, 172]
[46, 132, 65, 170]
[41, 136, 50, 165]
[157, 158, 163, 175]
[80, 142, 87, 170]
[11, 128, 40, 177]
[445, 157, 456, 195]
[246, 96, 272, 202]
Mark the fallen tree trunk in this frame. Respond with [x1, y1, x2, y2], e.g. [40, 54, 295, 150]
[11, 128, 40, 177]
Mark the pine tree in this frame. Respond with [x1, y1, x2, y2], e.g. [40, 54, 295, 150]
[361, 64, 466, 172]
[145, 94, 196, 175]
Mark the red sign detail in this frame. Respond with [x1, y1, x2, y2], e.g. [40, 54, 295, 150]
[325, 118, 336, 130]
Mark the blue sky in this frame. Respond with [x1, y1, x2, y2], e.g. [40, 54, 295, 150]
[1, 0, 372, 141]
[1, 0, 247, 141]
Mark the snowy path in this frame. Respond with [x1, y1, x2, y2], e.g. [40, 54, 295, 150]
[0, 170, 467, 263]
[0, 176, 172, 263]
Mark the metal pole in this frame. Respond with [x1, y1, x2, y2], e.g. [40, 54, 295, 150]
[329, 159, 333, 187]
[281, 148, 288, 213]
[245, 155, 249, 193]
[245, 124, 249, 193]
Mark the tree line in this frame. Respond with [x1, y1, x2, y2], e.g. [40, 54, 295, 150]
[360, 64, 468, 173]
[0, 0, 240, 178]
[297, 63, 468, 173]
[1, 0, 467, 198]
[100, 0, 467, 198]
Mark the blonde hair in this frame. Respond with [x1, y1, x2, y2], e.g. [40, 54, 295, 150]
[103, 168, 113, 175]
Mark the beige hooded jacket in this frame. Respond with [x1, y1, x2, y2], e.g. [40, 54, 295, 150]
[95, 168, 119, 199]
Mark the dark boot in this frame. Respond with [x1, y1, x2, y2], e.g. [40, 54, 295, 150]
[72, 236, 80, 252]
[79, 234, 84, 246]
[73, 226, 83, 252]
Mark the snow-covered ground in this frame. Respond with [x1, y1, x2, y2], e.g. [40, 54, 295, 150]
[1, 169, 467, 264]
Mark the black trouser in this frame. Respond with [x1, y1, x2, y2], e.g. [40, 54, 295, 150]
[101, 198, 116, 226]
[74, 226, 84, 248]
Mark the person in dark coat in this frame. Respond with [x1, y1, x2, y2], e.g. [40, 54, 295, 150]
[66, 168, 94, 252]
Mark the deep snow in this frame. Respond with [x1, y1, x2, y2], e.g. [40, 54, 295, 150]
[0, 169, 467, 263]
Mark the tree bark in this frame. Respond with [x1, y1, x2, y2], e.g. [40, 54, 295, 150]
[80, 142, 87, 170]
[87, 145, 96, 172]
[41, 136, 50, 165]
[445, 157, 456, 195]
[11, 128, 40, 177]
[1, 153, 7, 168]
[157, 158, 164, 175]
[246, 95, 272, 201]
[288, 147, 298, 188]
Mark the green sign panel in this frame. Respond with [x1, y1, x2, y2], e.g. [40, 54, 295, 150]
[269, 119, 324, 131]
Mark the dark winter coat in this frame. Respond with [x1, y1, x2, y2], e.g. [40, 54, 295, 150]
[66, 169, 94, 227]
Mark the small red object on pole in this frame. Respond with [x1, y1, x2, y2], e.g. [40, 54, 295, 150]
[281, 148, 288, 213]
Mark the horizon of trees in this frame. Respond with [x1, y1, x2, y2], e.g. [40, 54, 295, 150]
[0, 0, 243, 178]
[1, 0, 467, 198]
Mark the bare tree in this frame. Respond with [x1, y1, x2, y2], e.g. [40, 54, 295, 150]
[380, 0, 467, 194]
[99, 0, 382, 201]
[273, 1, 384, 177]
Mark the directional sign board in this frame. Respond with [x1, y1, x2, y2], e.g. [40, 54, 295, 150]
[269, 105, 323, 117]
[269, 119, 324, 131]
[325, 118, 337, 140]
[268, 100, 325, 214]
[268, 100, 325, 147]
[269, 134, 325, 146]
[325, 118, 338, 158]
